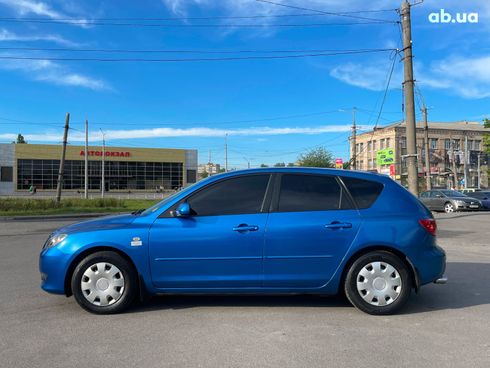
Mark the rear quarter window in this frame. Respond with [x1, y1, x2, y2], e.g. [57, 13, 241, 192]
[341, 176, 384, 209]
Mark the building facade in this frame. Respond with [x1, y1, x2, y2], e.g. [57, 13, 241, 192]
[0, 143, 198, 195]
[198, 162, 221, 177]
[351, 121, 489, 189]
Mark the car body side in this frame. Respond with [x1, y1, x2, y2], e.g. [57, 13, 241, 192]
[39, 168, 446, 298]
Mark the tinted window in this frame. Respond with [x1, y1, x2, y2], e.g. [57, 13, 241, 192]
[440, 190, 466, 197]
[420, 191, 429, 198]
[187, 174, 270, 216]
[341, 176, 383, 209]
[277, 174, 349, 212]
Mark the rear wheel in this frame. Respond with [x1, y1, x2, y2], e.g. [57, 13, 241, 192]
[444, 202, 455, 213]
[344, 251, 412, 315]
[71, 251, 137, 314]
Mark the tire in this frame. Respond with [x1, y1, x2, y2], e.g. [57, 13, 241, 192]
[344, 251, 412, 315]
[444, 202, 455, 213]
[71, 251, 138, 314]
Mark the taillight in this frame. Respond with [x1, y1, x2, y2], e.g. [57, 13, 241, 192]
[419, 218, 437, 236]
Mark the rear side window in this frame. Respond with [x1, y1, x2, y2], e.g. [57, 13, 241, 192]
[187, 174, 270, 216]
[341, 176, 383, 209]
[277, 174, 352, 212]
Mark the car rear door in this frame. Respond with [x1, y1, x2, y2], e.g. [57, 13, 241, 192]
[148, 174, 272, 289]
[263, 173, 361, 288]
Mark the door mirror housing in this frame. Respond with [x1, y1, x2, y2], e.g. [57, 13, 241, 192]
[174, 202, 191, 218]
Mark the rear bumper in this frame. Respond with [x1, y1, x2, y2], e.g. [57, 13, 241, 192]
[412, 244, 446, 286]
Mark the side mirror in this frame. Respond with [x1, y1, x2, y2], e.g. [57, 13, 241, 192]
[173, 202, 191, 218]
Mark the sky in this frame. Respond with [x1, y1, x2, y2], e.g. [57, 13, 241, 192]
[0, 0, 489, 168]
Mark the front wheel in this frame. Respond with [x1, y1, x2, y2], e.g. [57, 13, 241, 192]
[344, 251, 412, 315]
[71, 251, 137, 314]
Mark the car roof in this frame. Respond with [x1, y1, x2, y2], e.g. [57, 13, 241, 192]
[211, 167, 391, 183]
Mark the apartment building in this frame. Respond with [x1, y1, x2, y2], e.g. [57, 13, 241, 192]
[350, 121, 489, 189]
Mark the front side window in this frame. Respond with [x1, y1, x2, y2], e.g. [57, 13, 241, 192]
[277, 174, 350, 212]
[186, 174, 270, 216]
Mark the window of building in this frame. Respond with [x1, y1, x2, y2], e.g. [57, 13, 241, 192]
[430, 138, 438, 149]
[367, 141, 372, 151]
[380, 139, 385, 149]
[17, 159, 184, 191]
[341, 176, 384, 209]
[277, 174, 351, 212]
[444, 139, 451, 150]
[186, 170, 197, 184]
[0, 166, 13, 182]
[187, 174, 270, 216]
[474, 140, 481, 151]
[452, 139, 460, 150]
[372, 140, 377, 151]
[400, 137, 407, 149]
[385, 138, 390, 148]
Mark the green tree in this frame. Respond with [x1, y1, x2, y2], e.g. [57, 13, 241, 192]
[14, 134, 27, 144]
[287, 162, 295, 167]
[297, 147, 334, 168]
[260, 163, 269, 168]
[274, 162, 286, 167]
[484, 118, 490, 155]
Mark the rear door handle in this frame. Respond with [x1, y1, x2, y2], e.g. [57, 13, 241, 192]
[325, 222, 352, 230]
[233, 225, 259, 232]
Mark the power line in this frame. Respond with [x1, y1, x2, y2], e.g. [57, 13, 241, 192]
[0, 48, 395, 63]
[255, 0, 398, 23]
[0, 19, 394, 27]
[0, 8, 398, 23]
[0, 46, 397, 55]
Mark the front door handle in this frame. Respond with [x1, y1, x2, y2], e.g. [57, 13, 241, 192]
[233, 224, 259, 232]
[325, 222, 352, 230]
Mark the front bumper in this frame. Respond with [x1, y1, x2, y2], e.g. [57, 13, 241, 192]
[39, 246, 72, 295]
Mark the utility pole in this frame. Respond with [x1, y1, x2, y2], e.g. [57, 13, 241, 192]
[463, 134, 468, 189]
[422, 107, 431, 190]
[84, 119, 89, 199]
[100, 129, 106, 198]
[477, 153, 481, 189]
[55, 113, 70, 204]
[450, 134, 457, 189]
[351, 107, 357, 170]
[401, 0, 419, 196]
[224, 133, 228, 172]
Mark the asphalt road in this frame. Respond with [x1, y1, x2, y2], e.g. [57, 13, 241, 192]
[1, 212, 489, 368]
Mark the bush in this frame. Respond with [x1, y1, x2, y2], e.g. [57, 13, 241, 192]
[0, 198, 126, 212]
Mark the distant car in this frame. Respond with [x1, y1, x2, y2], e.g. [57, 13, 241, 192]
[419, 190, 482, 213]
[468, 191, 490, 210]
[461, 188, 482, 194]
[40, 168, 446, 315]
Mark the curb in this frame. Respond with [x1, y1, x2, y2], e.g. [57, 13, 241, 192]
[0, 212, 120, 221]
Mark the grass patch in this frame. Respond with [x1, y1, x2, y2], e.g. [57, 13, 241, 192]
[0, 198, 158, 217]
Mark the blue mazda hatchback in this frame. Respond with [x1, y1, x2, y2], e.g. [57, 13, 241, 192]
[39, 168, 446, 315]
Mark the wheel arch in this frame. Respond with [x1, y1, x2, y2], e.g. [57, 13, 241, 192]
[340, 245, 420, 293]
[64, 245, 140, 297]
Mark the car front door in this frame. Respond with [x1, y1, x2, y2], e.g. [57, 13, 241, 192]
[263, 173, 361, 288]
[148, 174, 272, 289]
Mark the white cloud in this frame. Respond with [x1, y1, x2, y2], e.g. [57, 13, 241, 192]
[0, 0, 62, 18]
[0, 28, 80, 47]
[0, 124, 368, 143]
[418, 55, 490, 99]
[329, 59, 402, 91]
[0, 56, 112, 91]
[0, 0, 90, 27]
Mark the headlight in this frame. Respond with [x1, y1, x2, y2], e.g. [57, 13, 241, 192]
[44, 233, 68, 250]
[455, 200, 466, 206]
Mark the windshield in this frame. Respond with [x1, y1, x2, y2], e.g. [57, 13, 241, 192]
[440, 190, 467, 197]
[140, 178, 209, 216]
